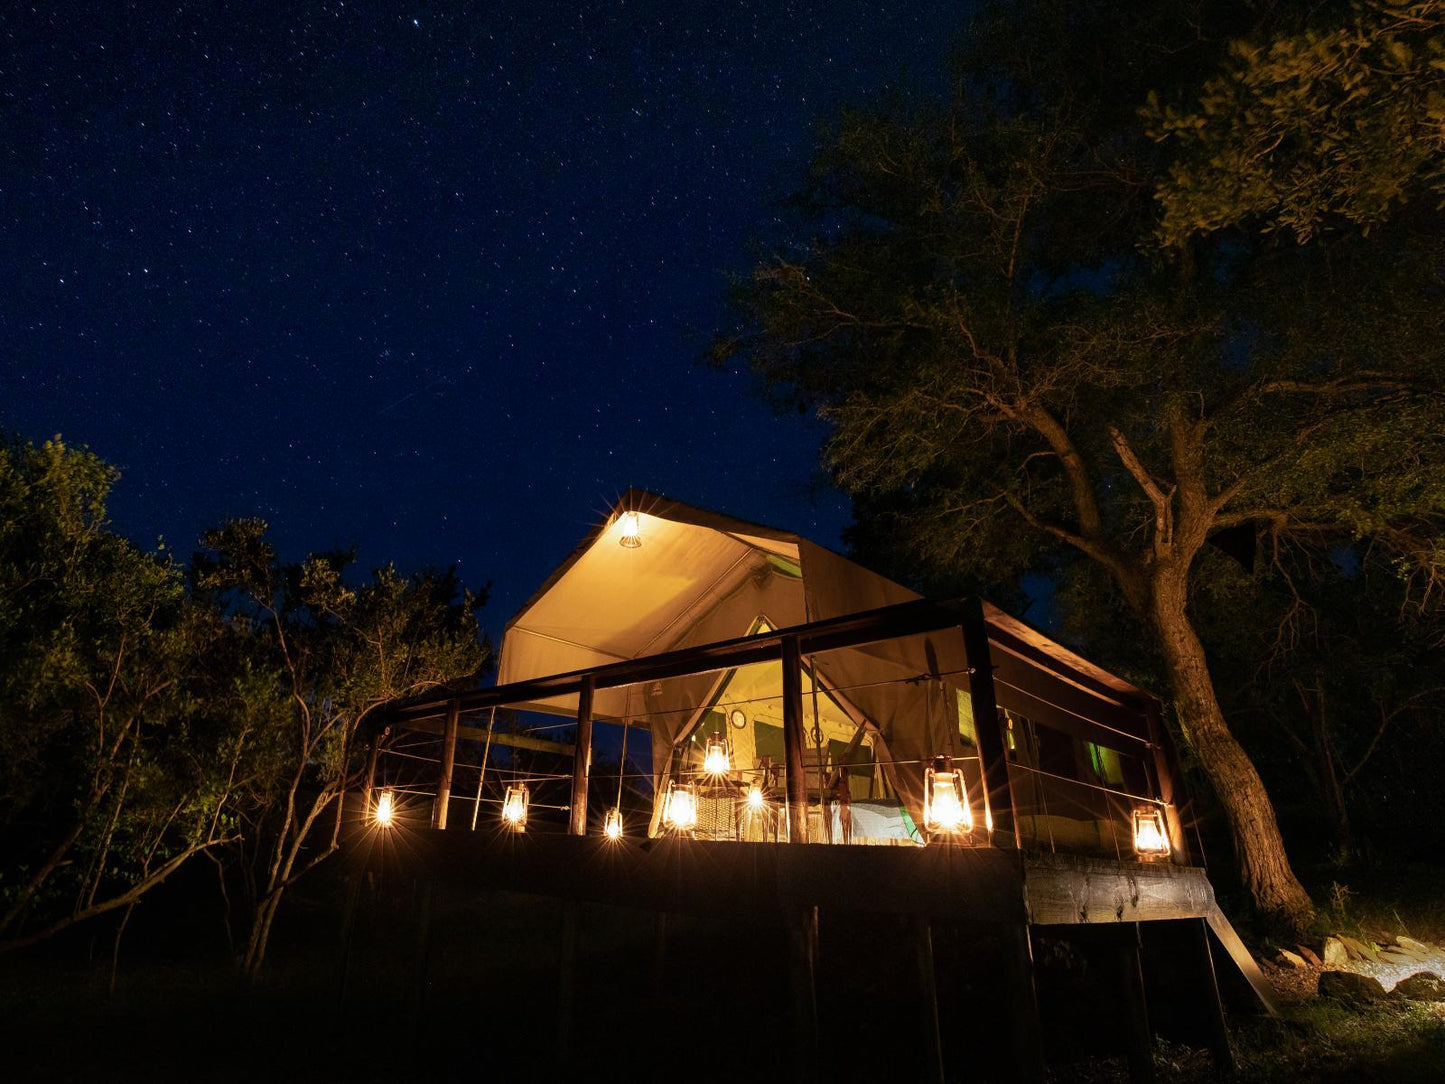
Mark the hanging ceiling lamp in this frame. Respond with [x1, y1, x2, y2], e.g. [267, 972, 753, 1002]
[617, 510, 643, 549]
[501, 783, 530, 830]
[923, 756, 973, 835]
[746, 783, 765, 811]
[373, 788, 395, 828]
[1132, 807, 1170, 857]
[662, 780, 697, 832]
[702, 733, 730, 776]
[604, 806, 624, 840]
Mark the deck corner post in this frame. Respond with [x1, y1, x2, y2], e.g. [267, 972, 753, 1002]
[781, 634, 809, 844]
[1142, 700, 1189, 863]
[361, 715, 385, 818]
[1004, 921, 1047, 1083]
[432, 700, 460, 829]
[569, 675, 595, 837]
[960, 597, 1017, 849]
[1118, 923, 1156, 1084]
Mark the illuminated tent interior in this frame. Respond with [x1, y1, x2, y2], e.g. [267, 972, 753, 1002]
[496, 490, 1153, 847]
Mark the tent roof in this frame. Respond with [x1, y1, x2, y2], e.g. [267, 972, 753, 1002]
[498, 488, 1149, 704]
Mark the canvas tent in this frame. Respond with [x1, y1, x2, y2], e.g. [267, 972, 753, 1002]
[496, 490, 1153, 843]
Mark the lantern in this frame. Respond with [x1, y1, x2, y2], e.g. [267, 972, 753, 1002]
[923, 756, 973, 835]
[1132, 807, 1170, 857]
[502, 783, 529, 830]
[702, 733, 730, 776]
[618, 510, 642, 549]
[604, 806, 623, 840]
[373, 788, 395, 828]
[662, 780, 697, 832]
[746, 783, 765, 811]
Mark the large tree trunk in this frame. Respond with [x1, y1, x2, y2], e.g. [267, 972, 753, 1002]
[1150, 574, 1314, 928]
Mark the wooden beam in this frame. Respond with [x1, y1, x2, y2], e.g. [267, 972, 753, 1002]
[782, 634, 809, 844]
[1024, 854, 1216, 925]
[1204, 908, 1280, 1017]
[390, 596, 974, 721]
[402, 830, 1028, 923]
[400, 716, 574, 758]
[962, 597, 1017, 848]
[568, 676, 594, 836]
[432, 700, 460, 829]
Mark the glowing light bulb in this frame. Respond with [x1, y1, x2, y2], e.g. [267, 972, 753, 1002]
[923, 758, 973, 836]
[374, 789, 395, 828]
[1132, 807, 1170, 857]
[502, 784, 529, 830]
[746, 784, 765, 811]
[702, 733, 730, 776]
[618, 510, 642, 549]
[604, 806, 623, 840]
[663, 781, 697, 831]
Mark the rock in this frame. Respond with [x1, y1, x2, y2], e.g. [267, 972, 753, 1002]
[1318, 969, 1389, 1003]
[1380, 950, 1420, 968]
[1340, 935, 1376, 961]
[1276, 948, 1308, 969]
[1296, 944, 1322, 967]
[1397, 936, 1437, 956]
[1322, 937, 1349, 967]
[1392, 972, 1445, 1003]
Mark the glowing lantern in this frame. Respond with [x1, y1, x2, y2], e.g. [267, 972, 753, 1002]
[746, 783, 765, 811]
[1133, 807, 1170, 857]
[618, 510, 642, 549]
[923, 756, 973, 835]
[604, 806, 623, 840]
[373, 789, 395, 828]
[502, 784, 529, 830]
[662, 781, 697, 832]
[702, 733, 730, 776]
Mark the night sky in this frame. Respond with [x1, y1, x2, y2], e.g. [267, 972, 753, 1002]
[3, 2, 964, 631]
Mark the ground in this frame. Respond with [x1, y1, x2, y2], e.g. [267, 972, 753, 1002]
[4, 865, 1445, 1081]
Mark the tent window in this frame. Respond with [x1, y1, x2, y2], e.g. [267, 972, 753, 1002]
[1086, 742, 1125, 786]
[955, 689, 977, 747]
[754, 721, 786, 764]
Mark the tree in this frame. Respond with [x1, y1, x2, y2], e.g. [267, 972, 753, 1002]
[0, 438, 245, 953]
[717, 0, 1445, 926]
[193, 520, 489, 977]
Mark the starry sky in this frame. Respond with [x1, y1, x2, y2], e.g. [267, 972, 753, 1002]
[2, 2, 965, 630]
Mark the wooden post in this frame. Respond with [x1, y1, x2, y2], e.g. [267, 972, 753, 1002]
[557, 900, 581, 1069]
[1142, 701, 1189, 863]
[960, 597, 1017, 848]
[569, 676, 595, 837]
[1117, 924, 1156, 1084]
[787, 905, 821, 1084]
[361, 719, 385, 816]
[912, 917, 946, 1084]
[1003, 922, 1046, 1083]
[781, 634, 809, 844]
[1194, 918, 1235, 1072]
[407, 878, 436, 1041]
[432, 700, 460, 829]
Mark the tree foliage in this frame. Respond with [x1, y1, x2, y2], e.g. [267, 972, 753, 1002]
[1149, 0, 1445, 243]
[0, 438, 245, 951]
[0, 439, 490, 967]
[193, 519, 489, 976]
